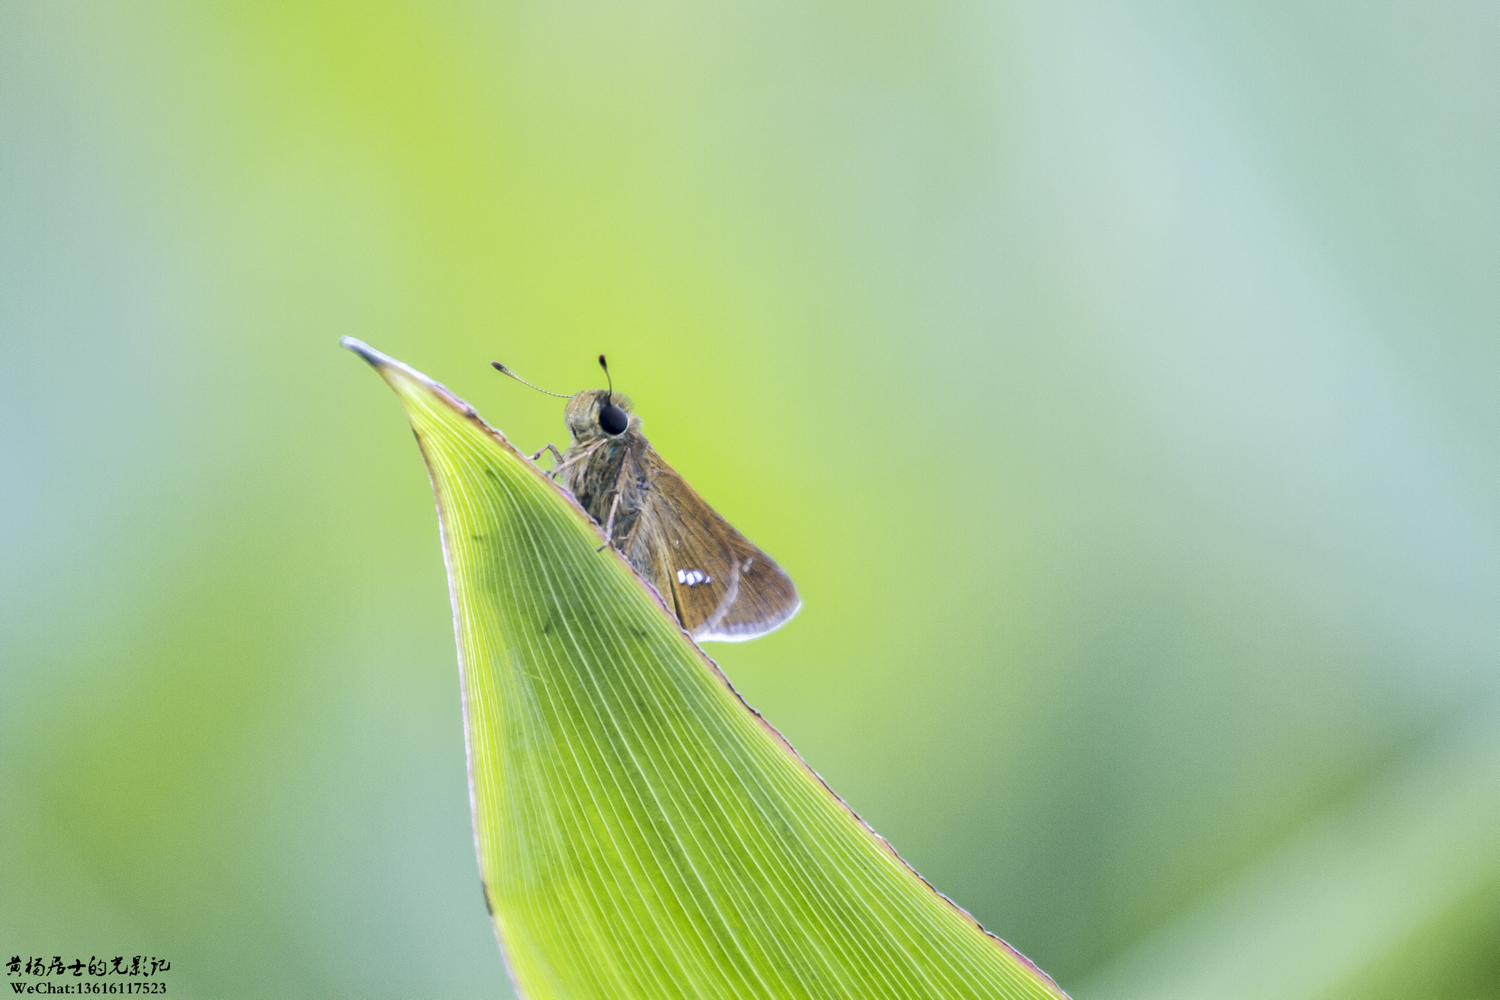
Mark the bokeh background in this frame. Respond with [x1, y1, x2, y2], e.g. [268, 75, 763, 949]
[3, 2, 1498, 997]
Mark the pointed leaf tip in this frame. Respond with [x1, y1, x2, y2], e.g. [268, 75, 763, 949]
[339, 336, 388, 367]
[341, 338, 478, 420]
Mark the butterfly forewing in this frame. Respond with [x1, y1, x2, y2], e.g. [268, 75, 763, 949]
[626, 448, 800, 641]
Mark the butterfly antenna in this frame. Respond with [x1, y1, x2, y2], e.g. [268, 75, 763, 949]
[490, 361, 572, 398]
[598, 354, 614, 400]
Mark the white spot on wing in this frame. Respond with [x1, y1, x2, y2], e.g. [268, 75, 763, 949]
[676, 568, 711, 586]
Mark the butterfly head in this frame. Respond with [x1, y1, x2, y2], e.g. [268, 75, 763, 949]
[492, 353, 637, 443]
[565, 354, 635, 442]
[565, 388, 635, 442]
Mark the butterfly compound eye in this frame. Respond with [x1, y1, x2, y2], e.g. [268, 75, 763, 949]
[599, 402, 629, 436]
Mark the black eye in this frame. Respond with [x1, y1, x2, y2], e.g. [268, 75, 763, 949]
[599, 403, 629, 436]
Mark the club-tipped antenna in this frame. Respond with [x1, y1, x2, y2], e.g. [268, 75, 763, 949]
[490, 361, 571, 398]
[598, 354, 614, 399]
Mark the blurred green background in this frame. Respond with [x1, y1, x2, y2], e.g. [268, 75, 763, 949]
[3, 2, 1498, 997]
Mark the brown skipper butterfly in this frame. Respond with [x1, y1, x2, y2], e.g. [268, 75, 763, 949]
[493, 355, 800, 642]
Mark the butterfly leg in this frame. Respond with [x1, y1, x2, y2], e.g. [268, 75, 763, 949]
[530, 443, 565, 472]
[596, 492, 623, 552]
[594, 455, 637, 552]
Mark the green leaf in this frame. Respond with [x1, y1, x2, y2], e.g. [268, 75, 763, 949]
[344, 338, 1069, 1000]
